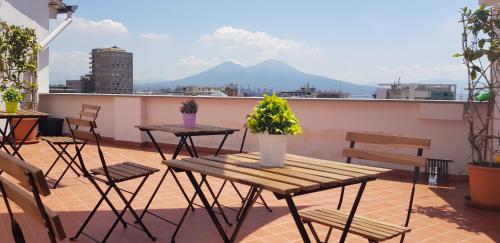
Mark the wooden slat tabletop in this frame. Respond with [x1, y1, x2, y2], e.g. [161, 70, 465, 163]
[135, 124, 239, 136]
[164, 153, 391, 195]
[0, 110, 50, 119]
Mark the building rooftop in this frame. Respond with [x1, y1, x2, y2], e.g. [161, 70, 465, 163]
[92, 46, 128, 53]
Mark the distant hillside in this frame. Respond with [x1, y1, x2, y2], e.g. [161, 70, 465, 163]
[135, 59, 376, 96]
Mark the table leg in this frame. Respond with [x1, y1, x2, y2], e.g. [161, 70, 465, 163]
[185, 171, 230, 243]
[229, 187, 262, 242]
[184, 136, 232, 223]
[181, 136, 195, 157]
[0, 119, 11, 154]
[11, 118, 40, 161]
[339, 181, 367, 243]
[172, 136, 186, 159]
[145, 130, 167, 160]
[214, 133, 229, 156]
[139, 135, 195, 222]
[284, 195, 311, 243]
[188, 136, 198, 158]
[0, 118, 22, 155]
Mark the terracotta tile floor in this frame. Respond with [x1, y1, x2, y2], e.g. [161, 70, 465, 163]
[1, 141, 500, 243]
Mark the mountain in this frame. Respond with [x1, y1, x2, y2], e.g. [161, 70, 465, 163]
[135, 59, 376, 96]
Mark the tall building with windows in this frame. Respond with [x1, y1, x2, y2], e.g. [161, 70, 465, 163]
[91, 46, 133, 94]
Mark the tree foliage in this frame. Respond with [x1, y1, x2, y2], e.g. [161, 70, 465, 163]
[455, 5, 500, 166]
[0, 19, 40, 109]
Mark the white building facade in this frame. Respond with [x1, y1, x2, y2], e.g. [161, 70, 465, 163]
[0, 0, 72, 94]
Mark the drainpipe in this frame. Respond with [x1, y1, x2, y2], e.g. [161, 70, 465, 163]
[40, 5, 78, 50]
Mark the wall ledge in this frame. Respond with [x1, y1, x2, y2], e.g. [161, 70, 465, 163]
[40, 93, 467, 104]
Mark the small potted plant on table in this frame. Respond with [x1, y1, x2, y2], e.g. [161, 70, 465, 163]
[246, 94, 302, 167]
[180, 99, 198, 128]
[2, 87, 23, 113]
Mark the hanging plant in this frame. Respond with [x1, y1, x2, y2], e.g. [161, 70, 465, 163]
[0, 18, 41, 109]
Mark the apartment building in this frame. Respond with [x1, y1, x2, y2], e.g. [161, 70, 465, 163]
[91, 46, 133, 94]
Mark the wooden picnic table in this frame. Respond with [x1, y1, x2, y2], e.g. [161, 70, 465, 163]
[0, 110, 50, 161]
[164, 152, 391, 243]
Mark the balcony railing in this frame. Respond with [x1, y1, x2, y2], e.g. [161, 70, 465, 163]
[39, 93, 471, 175]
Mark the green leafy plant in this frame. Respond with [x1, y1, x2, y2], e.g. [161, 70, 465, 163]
[180, 99, 198, 113]
[2, 87, 23, 102]
[246, 93, 302, 135]
[454, 5, 500, 167]
[0, 19, 41, 109]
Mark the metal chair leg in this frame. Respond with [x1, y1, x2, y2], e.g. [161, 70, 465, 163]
[102, 177, 156, 242]
[324, 228, 333, 243]
[70, 186, 114, 240]
[44, 143, 68, 177]
[70, 179, 127, 241]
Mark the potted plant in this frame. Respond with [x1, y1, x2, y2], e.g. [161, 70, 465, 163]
[246, 93, 302, 167]
[2, 87, 23, 113]
[454, 5, 500, 210]
[0, 19, 41, 143]
[180, 99, 198, 128]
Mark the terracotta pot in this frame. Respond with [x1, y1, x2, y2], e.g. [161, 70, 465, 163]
[467, 163, 500, 209]
[11, 118, 39, 144]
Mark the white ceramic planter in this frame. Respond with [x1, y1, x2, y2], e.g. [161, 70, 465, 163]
[259, 133, 288, 167]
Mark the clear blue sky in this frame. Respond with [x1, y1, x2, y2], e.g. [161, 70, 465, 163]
[50, 0, 478, 85]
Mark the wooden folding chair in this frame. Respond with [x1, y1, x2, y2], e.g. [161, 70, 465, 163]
[66, 117, 159, 242]
[0, 151, 66, 243]
[300, 132, 431, 243]
[41, 104, 101, 188]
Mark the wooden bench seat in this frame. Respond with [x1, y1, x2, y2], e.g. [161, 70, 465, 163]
[301, 209, 410, 242]
[40, 136, 83, 144]
[91, 162, 159, 183]
[299, 132, 430, 243]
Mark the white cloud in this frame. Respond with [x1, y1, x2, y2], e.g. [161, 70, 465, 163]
[50, 51, 90, 75]
[200, 26, 320, 57]
[71, 17, 128, 34]
[140, 32, 169, 41]
[178, 56, 221, 68]
[378, 64, 466, 81]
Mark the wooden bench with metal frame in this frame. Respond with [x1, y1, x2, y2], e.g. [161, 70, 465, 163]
[0, 151, 66, 243]
[300, 132, 431, 243]
[66, 117, 159, 242]
[41, 104, 101, 189]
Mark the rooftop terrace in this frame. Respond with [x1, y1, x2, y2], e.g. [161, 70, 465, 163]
[1, 140, 499, 243]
